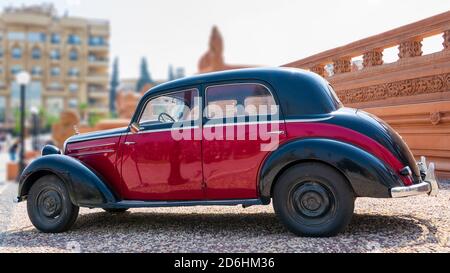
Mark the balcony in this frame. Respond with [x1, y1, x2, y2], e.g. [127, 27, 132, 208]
[86, 74, 109, 83]
[88, 56, 109, 66]
[88, 89, 109, 99]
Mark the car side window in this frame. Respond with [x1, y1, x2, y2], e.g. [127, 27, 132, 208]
[205, 83, 277, 119]
[139, 89, 199, 126]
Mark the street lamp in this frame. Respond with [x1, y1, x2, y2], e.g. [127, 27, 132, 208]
[16, 71, 31, 179]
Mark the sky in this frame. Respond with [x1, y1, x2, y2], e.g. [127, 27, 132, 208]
[1, 0, 450, 80]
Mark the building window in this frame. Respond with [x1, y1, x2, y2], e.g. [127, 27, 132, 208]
[0, 47, 3, 58]
[69, 49, 78, 61]
[51, 67, 61, 77]
[68, 99, 78, 108]
[89, 36, 106, 46]
[50, 49, 61, 60]
[11, 46, 22, 59]
[69, 83, 79, 92]
[31, 66, 43, 76]
[0, 67, 3, 75]
[32, 47, 42, 59]
[11, 65, 23, 75]
[51, 33, 61, 44]
[7, 32, 26, 41]
[48, 82, 63, 91]
[28, 32, 46, 43]
[68, 68, 80, 77]
[67, 34, 82, 45]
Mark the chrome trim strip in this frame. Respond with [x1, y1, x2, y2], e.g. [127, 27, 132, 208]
[285, 117, 333, 123]
[71, 143, 116, 151]
[203, 120, 282, 128]
[65, 133, 124, 145]
[127, 126, 200, 136]
[68, 149, 115, 157]
[104, 199, 263, 209]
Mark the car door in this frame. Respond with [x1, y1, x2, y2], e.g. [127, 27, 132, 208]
[202, 82, 286, 200]
[120, 88, 204, 201]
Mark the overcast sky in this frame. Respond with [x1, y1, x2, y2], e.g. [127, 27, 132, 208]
[2, 0, 450, 80]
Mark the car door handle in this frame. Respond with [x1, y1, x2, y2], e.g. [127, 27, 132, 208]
[268, 131, 285, 135]
[125, 142, 136, 146]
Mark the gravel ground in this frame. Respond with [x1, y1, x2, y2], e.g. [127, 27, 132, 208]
[0, 182, 449, 253]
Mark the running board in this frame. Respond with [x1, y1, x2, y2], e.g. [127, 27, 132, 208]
[99, 199, 264, 209]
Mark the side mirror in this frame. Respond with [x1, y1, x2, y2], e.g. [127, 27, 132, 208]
[130, 122, 140, 134]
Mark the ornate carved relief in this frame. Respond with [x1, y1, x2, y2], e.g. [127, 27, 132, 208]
[430, 112, 442, 125]
[333, 58, 351, 74]
[444, 30, 450, 50]
[310, 65, 325, 77]
[398, 39, 423, 59]
[337, 73, 450, 104]
[363, 50, 383, 67]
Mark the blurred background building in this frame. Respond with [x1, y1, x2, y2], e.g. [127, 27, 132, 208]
[0, 3, 110, 131]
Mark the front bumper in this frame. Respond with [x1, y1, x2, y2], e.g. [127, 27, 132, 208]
[391, 157, 439, 198]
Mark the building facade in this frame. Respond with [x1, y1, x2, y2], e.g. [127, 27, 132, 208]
[0, 4, 110, 129]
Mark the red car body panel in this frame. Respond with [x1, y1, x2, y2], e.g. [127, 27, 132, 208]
[284, 122, 413, 186]
[202, 122, 287, 200]
[119, 128, 204, 201]
[65, 136, 124, 196]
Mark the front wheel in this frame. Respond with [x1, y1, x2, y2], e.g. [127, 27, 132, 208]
[27, 175, 79, 233]
[273, 163, 355, 237]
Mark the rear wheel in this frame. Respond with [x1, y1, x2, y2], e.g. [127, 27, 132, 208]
[273, 163, 355, 237]
[103, 208, 129, 214]
[27, 175, 79, 233]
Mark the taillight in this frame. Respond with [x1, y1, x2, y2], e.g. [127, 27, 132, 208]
[399, 166, 413, 186]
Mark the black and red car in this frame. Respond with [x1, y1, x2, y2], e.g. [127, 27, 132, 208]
[17, 68, 439, 237]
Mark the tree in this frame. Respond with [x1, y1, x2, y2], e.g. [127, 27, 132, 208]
[136, 57, 153, 93]
[168, 64, 175, 81]
[109, 57, 119, 115]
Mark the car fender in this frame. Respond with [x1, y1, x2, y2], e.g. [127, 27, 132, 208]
[18, 154, 117, 207]
[259, 138, 405, 200]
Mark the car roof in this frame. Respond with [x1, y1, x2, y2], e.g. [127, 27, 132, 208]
[146, 67, 316, 94]
[133, 67, 339, 121]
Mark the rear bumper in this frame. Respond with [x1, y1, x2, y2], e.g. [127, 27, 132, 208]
[390, 157, 439, 198]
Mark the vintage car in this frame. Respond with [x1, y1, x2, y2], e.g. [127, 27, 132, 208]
[17, 68, 439, 237]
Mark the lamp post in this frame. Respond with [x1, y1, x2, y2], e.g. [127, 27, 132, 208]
[16, 71, 31, 178]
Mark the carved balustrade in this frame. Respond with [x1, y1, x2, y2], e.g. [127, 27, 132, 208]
[283, 10, 450, 179]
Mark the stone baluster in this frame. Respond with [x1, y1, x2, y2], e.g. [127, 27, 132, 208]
[363, 49, 384, 68]
[398, 38, 423, 59]
[443, 30, 450, 50]
[310, 65, 325, 77]
[333, 57, 351, 75]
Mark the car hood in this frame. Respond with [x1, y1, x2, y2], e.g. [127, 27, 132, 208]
[65, 127, 128, 145]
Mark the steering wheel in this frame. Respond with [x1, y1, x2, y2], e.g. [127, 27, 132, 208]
[158, 112, 176, 123]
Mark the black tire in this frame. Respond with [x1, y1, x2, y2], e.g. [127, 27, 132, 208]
[273, 163, 355, 237]
[27, 175, 79, 233]
[103, 208, 129, 214]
